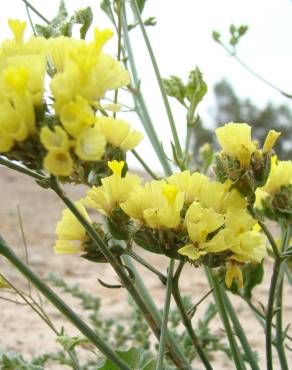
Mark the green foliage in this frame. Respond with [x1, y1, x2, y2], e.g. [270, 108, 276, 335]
[212, 24, 248, 48]
[0, 350, 73, 370]
[97, 347, 156, 370]
[163, 67, 207, 118]
[229, 24, 248, 47]
[35, 2, 93, 39]
[242, 262, 264, 299]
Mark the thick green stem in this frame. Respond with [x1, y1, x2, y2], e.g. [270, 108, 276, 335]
[206, 268, 246, 370]
[129, 0, 183, 162]
[275, 273, 288, 370]
[0, 157, 47, 181]
[274, 223, 290, 370]
[131, 149, 159, 180]
[124, 249, 166, 284]
[266, 257, 282, 370]
[21, 0, 50, 24]
[172, 262, 213, 370]
[121, 5, 172, 176]
[122, 255, 191, 370]
[156, 259, 175, 370]
[0, 236, 131, 370]
[219, 286, 260, 370]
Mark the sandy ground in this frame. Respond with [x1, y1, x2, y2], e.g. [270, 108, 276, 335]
[0, 165, 291, 369]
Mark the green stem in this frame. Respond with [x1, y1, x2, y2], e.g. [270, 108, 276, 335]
[23, 0, 36, 35]
[266, 258, 282, 370]
[130, 0, 183, 161]
[21, 0, 50, 24]
[131, 149, 159, 180]
[122, 255, 191, 370]
[275, 223, 290, 370]
[156, 259, 175, 370]
[0, 237, 131, 370]
[172, 262, 213, 370]
[275, 274, 288, 370]
[113, 1, 122, 119]
[220, 286, 260, 370]
[0, 157, 47, 181]
[206, 268, 246, 370]
[248, 207, 280, 259]
[184, 124, 193, 159]
[218, 42, 292, 99]
[121, 5, 172, 176]
[124, 249, 166, 284]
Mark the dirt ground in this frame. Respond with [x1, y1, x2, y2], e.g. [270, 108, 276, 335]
[0, 165, 291, 369]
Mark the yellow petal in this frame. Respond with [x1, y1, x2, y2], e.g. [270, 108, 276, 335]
[263, 130, 281, 153]
[43, 149, 73, 176]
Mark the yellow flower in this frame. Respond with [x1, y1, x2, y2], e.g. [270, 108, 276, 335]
[88, 54, 130, 100]
[4, 54, 46, 105]
[74, 126, 106, 161]
[0, 127, 14, 152]
[121, 180, 184, 229]
[225, 208, 256, 236]
[108, 160, 125, 175]
[3, 66, 29, 94]
[50, 63, 79, 112]
[157, 184, 184, 228]
[262, 130, 281, 153]
[96, 116, 143, 151]
[92, 27, 114, 54]
[84, 161, 142, 216]
[40, 125, 70, 151]
[0, 100, 29, 142]
[254, 188, 268, 209]
[225, 263, 243, 288]
[47, 36, 80, 72]
[167, 170, 209, 204]
[8, 19, 26, 43]
[216, 122, 257, 167]
[43, 148, 73, 177]
[230, 231, 266, 263]
[60, 96, 95, 138]
[261, 160, 292, 194]
[0, 275, 10, 289]
[185, 201, 225, 243]
[54, 202, 90, 254]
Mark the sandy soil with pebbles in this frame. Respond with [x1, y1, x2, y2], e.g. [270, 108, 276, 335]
[0, 165, 291, 369]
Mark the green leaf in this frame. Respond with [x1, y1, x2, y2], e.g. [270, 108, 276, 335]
[74, 7, 93, 39]
[212, 30, 221, 42]
[100, 0, 115, 23]
[51, 0, 68, 26]
[136, 0, 147, 14]
[186, 67, 208, 109]
[163, 75, 186, 105]
[97, 347, 140, 369]
[142, 359, 156, 370]
[242, 262, 264, 299]
[57, 335, 88, 351]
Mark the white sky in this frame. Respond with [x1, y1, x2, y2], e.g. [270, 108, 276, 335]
[1, 0, 291, 172]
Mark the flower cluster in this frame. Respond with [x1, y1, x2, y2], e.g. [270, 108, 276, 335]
[255, 156, 292, 221]
[0, 20, 142, 181]
[54, 157, 267, 288]
[215, 122, 280, 198]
